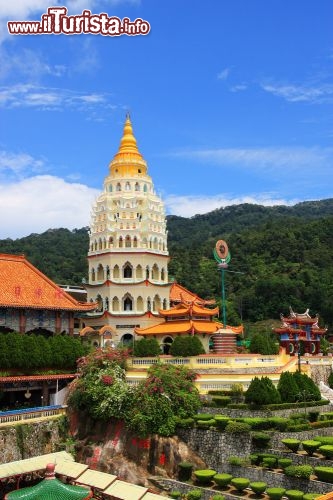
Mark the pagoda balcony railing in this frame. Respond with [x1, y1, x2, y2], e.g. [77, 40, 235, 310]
[0, 405, 66, 425]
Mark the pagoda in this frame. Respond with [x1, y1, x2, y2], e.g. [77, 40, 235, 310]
[274, 307, 327, 355]
[81, 116, 170, 347]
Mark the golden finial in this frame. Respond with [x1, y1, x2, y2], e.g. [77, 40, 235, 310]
[118, 114, 138, 153]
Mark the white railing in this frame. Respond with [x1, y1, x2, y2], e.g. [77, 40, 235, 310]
[0, 407, 66, 425]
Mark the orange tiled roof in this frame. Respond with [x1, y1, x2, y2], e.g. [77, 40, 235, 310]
[135, 319, 223, 336]
[0, 374, 76, 383]
[170, 282, 215, 305]
[0, 254, 95, 311]
[159, 302, 219, 318]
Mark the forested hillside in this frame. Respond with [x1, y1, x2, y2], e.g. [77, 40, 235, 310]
[0, 199, 332, 327]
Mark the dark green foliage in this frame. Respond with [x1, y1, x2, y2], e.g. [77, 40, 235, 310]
[169, 491, 182, 499]
[0, 332, 87, 371]
[252, 432, 271, 449]
[169, 335, 205, 357]
[281, 439, 301, 452]
[249, 454, 259, 465]
[225, 421, 251, 434]
[328, 371, 333, 389]
[310, 419, 333, 429]
[213, 473, 233, 488]
[266, 488, 286, 500]
[178, 461, 193, 481]
[284, 465, 313, 479]
[285, 490, 304, 500]
[292, 372, 321, 402]
[318, 445, 333, 459]
[176, 417, 195, 428]
[250, 482, 267, 495]
[314, 466, 333, 482]
[230, 477, 250, 492]
[211, 396, 231, 407]
[214, 415, 230, 430]
[249, 332, 279, 355]
[308, 411, 320, 422]
[193, 469, 217, 484]
[133, 337, 161, 357]
[278, 372, 300, 403]
[245, 377, 281, 406]
[302, 440, 320, 456]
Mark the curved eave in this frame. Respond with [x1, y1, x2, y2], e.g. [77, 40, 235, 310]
[282, 317, 317, 325]
[0, 303, 96, 312]
[85, 279, 171, 288]
[88, 251, 170, 259]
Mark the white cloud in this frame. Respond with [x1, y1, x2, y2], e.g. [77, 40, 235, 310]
[0, 47, 66, 81]
[0, 150, 46, 178]
[164, 194, 297, 218]
[261, 82, 333, 103]
[230, 84, 247, 92]
[172, 146, 333, 173]
[0, 175, 99, 239]
[0, 83, 114, 114]
[217, 68, 230, 80]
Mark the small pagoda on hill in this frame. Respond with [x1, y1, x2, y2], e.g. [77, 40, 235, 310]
[274, 307, 327, 355]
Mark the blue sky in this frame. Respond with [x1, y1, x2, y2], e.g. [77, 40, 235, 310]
[0, 0, 332, 238]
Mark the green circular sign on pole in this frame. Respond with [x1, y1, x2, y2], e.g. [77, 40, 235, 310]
[213, 240, 231, 327]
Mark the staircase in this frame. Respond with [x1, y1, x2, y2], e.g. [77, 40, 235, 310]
[212, 333, 237, 354]
[319, 381, 333, 403]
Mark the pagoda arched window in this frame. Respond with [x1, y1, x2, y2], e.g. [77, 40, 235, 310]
[91, 268, 96, 282]
[108, 184, 112, 192]
[123, 295, 133, 311]
[97, 264, 104, 281]
[105, 297, 109, 311]
[147, 297, 151, 311]
[143, 184, 148, 192]
[108, 236, 114, 248]
[133, 236, 138, 247]
[151, 263, 159, 280]
[125, 235, 131, 248]
[113, 265, 120, 279]
[153, 237, 158, 250]
[106, 266, 110, 279]
[161, 268, 165, 281]
[146, 266, 150, 280]
[103, 238, 107, 249]
[96, 294, 103, 312]
[135, 182, 140, 191]
[137, 296, 144, 311]
[98, 238, 103, 250]
[116, 183, 121, 191]
[136, 264, 143, 279]
[119, 236, 123, 248]
[123, 263, 133, 278]
[112, 296, 119, 311]
[125, 182, 131, 191]
[163, 298, 167, 309]
[153, 295, 161, 311]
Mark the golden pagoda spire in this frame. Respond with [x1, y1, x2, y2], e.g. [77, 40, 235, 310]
[109, 114, 147, 176]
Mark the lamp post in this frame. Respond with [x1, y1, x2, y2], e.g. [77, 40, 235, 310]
[213, 240, 231, 327]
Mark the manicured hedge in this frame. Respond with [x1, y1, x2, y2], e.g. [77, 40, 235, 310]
[262, 457, 277, 469]
[196, 419, 216, 428]
[231, 477, 250, 492]
[318, 445, 333, 459]
[187, 490, 202, 500]
[178, 461, 193, 481]
[252, 432, 271, 448]
[213, 473, 233, 487]
[311, 419, 333, 429]
[194, 469, 217, 484]
[250, 482, 267, 495]
[281, 438, 301, 452]
[278, 458, 293, 470]
[266, 488, 286, 500]
[314, 466, 333, 482]
[285, 490, 304, 500]
[303, 495, 321, 500]
[302, 440, 320, 456]
[284, 465, 313, 479]
[212, 396, 231, 407]
[211, 495, 226, 500]
[314, 436, 333, 445]
[214, 415, 230, 430]
[194, 413, 213, 421]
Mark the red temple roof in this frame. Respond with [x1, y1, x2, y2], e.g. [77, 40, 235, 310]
[0, 254, 96, 312]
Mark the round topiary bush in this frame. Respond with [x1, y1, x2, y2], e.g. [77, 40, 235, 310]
[194, 413, 213, 421]
[194, 469, 217, 485]
[266, 487, 286, 500]
[225, 421, 251, 434]
[314, 466, 333, 483]
[284, 465, 313, 480]
[211, 495, 225, 500]
[303, 495, 321, 500]
[249, 482, 267, 495]
[249, 454, 259, 465]
[302, 440, 320, 456]
[214, 415, 230, 430]
[231, 477, 250, 492]
[319, 445, 333, 459]
[252, 432, 271, 449]
[169, 491, 182, 499]
[213, 473, 233, 488]
[285, 490, 304, 500]
[281, 438, 301, 452]
[262, 457, 277, 469]
[196, 419, 216, 428]
[278, 458, 293, 470]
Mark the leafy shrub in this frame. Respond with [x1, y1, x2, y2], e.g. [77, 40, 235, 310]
[281, 438, 301, 452]
[302, 440, 320, 456]
[314, 466, 333, 482]
[290, 413, 309, 423]
[319, 412, 333, 421]
[194, 469, 217, 485]
[262, 457, 277, 469]
[249, 454, 259, 465]
[284, 465, 313, 479]
[328, 371, 333, 389]
[212, 396, 231, 407]
[252, 432, 271, 448]
[231, 477, 250, 492]
[308, 411, 319, 422]
[293, 372, 321, 402]
[267, 417, 289, 431]
[245, 377, 281, 406]
[133, 337, 161, 357]
[250, 482, 267, 495]
[187, 490, 202, 500]
[286, 423, 311, 432]
[310, 420, 333, 429]
[211, 495, 225, 500]
[225, 421, 251, 434]
[170, 335, 205, 357]
[285, 490, 304, 500]
[214, 415, 229, 430]
[228, 456, 244, 466]
[278, 458, 293, 470]
[318, 445, 333, 459]
[176, 417, 195, 428]
[278, 371, 300, 403]
[266, 488, 286, 500]
[178, 461, 193, 481]
[213, 473, 233, 488]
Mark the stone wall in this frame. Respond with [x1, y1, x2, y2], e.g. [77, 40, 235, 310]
[0, 419, 61, 464]
[201, 403, 333, 418]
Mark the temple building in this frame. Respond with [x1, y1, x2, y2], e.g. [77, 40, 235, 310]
[274, 307, 327, 355]
[0, 253, 95, 336]
[80, 116, 171, 346]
